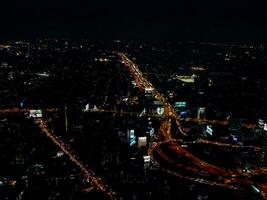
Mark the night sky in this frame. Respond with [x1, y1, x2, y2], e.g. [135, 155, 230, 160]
[0, 0, 267, 42]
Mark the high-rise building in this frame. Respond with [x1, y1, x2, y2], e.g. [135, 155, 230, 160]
[197, 107, 206, 120]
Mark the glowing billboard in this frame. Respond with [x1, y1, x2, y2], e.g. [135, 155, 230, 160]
[29, 110, 42, 118]
[143, 156, 151, 163]
[258, 119, 264, 126]
[206, 125, 213, 136]
[175, 102, 186, 108]
[138, 137, 147, 148]
[156, 107, 164, 115]
[127, 129, 136, 146]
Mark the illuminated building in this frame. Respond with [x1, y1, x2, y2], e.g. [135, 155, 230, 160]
[197, 107, 206, 120]
[176, 74, 196, 83]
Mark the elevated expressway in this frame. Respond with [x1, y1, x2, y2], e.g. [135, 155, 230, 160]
[118, 52, 267, 199]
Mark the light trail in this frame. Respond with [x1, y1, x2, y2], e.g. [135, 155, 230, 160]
[0, 107, 117, 199]
[38, 120, 116, 200]
[119, 52, 267, 199]
[186, 117, 256, 129]
[0, 108, 58, 113]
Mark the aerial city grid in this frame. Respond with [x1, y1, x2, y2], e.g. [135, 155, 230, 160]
[0, 1, 267, 200]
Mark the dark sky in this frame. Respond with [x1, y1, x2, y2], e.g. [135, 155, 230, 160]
[1, 0, 267, 42]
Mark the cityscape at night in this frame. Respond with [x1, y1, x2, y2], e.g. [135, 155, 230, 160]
[0, 1, 267, 200]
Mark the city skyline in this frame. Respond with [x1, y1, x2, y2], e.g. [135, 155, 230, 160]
[0, 1, 266, 200]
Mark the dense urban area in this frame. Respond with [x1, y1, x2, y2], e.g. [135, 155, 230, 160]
[0, 39, 266, 200]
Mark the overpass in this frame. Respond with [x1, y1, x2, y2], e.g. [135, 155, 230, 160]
[119, 52, 267, 199]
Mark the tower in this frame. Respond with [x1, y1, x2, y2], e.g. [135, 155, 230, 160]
[197, 107, 206, 120]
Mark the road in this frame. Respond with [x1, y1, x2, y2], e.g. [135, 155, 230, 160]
[0, 107, 116, 200]
[85, 108, 256, 133]
[38, 120, 116, 200]
[119, 52, 267, 199]
[186, 117, 256, 129]
[119, 53, 187, 136]
[0, 108, 58, 113]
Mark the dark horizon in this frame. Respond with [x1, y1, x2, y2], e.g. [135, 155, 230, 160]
[1, 0, 267, 42]
[0, 2, 267, 199]
[1, 22, 267, 43]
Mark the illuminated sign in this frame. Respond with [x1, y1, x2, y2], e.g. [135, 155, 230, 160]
[143, 156, 151, 163]
[206, 125, 213, 136]
[131, 81, 137, 87]
[29, 110, 42, 118]
[145, 87, 154, 94]
[251, 185, 260, 193]
[258, 119, 264, 126]
[83, 103, 89, 112]
[128, 129, 136, 146]
[180, 111, 187, 119]
[138, 137, 147, 148]
[146, 127, 154, 136]
[145, 87, 154, 92]
[175, 102, 186, 108]
[156, 107, 164, 115]
[168, 92, 174, 98]
[145, 87, 154, 97]
[264, 123, 267, 131]
[230, 134, 238, 142]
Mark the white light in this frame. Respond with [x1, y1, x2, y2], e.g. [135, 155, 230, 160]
[29, 110, 42, 118]
[143, 156, 151, 163]
[206, 125, 213, 136]
[56, 151, 64, 157]
[157, 107, 164, 115]
[251, 185, 260, 193]
[258, 119, 264, 126]
[138, 137, 147, 147]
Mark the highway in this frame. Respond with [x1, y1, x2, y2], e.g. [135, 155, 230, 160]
[119, 52, 267, 199]
[0, 108, 58, 113]
[38, 120, 116, 200]
[186, 117, 256, 129]
[0, 52, 264, 198]
[0, 107, 116, 200]
[85, 108, 257, 133]
[119, 52, 187, 136]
